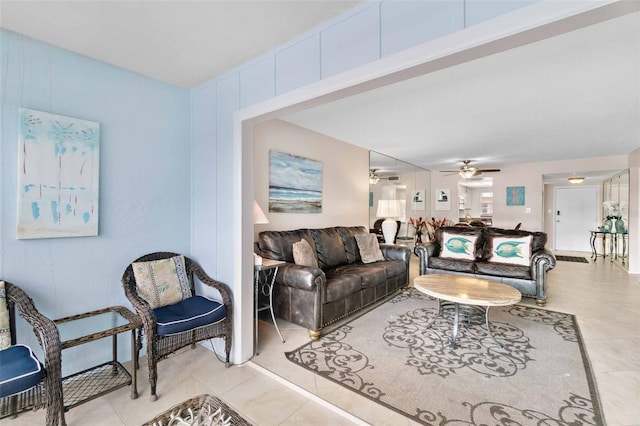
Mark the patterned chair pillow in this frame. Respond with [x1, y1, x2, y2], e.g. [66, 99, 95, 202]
[132, 256, 192, 309]
[0, 281, 10, 350]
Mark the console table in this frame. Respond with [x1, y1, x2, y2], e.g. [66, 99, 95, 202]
[54, 306, 142, 412]
[589, 230, 612, 261]
[589, 231, 627, 264]
[254, 258, 285, 355]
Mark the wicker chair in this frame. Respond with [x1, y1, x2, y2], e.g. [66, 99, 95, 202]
[121, 252, 233, 401]
[0, 281, 64, 426]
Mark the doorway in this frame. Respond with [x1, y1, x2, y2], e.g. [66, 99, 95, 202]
[554, 186, 598, 252]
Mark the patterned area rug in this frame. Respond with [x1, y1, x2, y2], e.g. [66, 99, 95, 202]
[286, 289, 603, 425]
[556, 255, 590, 263]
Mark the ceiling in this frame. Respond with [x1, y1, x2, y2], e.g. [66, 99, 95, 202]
[284, 9, 640, 182]
[0, 1, 362, 89]
[1, 1, 638, 185]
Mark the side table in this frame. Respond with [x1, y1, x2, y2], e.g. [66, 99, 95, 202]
[254, 258, 285, 355]
[54, 306, 142, 413]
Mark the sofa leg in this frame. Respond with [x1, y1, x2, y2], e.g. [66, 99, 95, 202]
[535, 299, 546, 307]
[308, 329, 321, 340]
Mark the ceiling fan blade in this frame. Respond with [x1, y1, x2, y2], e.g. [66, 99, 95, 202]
[439, 170, 458, 173]
[476, 168, 501, 173]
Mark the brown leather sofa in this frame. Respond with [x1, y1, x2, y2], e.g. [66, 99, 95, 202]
[256, 226, 411, 339]
[415, 226, 556, 306]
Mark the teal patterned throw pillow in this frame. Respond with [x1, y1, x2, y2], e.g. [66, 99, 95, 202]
[440, 232, 477, 260]
[488, 235, 532, 266]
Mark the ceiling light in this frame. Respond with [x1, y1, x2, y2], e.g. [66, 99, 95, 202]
[568, 176, 584, 184]
[459, 167, 476, 179]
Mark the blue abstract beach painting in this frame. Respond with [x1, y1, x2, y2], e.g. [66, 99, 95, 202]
[269, 151, 322, 213]
[17, 108, 100, 239]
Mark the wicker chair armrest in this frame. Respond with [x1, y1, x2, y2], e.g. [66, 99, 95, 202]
[122, 278, 157, 332]
[6, 283, 63, 398]
[190, 263, 233, 309]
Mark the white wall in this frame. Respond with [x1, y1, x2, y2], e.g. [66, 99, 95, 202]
[433, 155, 629, 231]
[253, 120, 369, 240]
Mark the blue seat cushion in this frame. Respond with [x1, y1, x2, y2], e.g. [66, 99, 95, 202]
[0, 344, 44, 398]
[153, 296, 227, 336]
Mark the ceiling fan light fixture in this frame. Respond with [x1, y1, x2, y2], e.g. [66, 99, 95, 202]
[459, 167, 476, 179]
[568, 176, 584, 184]
[369, 170, 380, 184]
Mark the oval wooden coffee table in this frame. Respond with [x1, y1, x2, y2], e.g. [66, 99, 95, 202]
[414, 274, 522, 349]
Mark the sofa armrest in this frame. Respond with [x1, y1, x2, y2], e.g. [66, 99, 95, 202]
[414, 243, 436, 275]
[531, 249, 556, 272]
[380, 244, 411, 263]
[276, 263, 326, 292]
[530, 249, 556, 305]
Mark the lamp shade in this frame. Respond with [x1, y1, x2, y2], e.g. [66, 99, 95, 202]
[253, 201, 269, 224]
[376, 199, 401, 218]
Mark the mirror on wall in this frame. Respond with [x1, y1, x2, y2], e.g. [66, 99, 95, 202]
[369, 151, 430, 244]
[457, 178, 493, 226]
[603, 169, 629, 270]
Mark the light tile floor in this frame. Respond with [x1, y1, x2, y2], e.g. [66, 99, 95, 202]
[4, 252, 638, 425]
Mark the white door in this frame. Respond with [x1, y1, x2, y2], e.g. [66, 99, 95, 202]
[554, 187, 598, 251]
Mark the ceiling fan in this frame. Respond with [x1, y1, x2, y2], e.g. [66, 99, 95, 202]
[440, 160, 501, 179]
[369, 169, 399, 184]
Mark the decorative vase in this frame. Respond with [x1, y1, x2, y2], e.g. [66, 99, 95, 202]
[615, 218, 625, 233]
[603, 219, 612, 232]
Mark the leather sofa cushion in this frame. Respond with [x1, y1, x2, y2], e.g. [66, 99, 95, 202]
[332, 264, 386, 289]
[311, 228, 348, 269]
[258, 229, 314, 263]
[337, 226, 368, 264]
[429, 256, 475, 273]
[475, 261, 531, 280]
[324, 273, 362, 303]
[376, 259, 407, 279]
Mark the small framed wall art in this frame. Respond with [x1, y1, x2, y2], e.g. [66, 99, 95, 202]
[435, 188, 450, 211]
[506, 186, 525, 206]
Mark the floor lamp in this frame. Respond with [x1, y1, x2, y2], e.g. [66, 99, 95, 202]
[377, 199, 401, 244]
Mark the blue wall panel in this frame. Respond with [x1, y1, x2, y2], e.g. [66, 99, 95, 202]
[381, 0, 464, 57]
[215, 75, 239, 285]
[320, 4, 381, 79]
[275, 35, 321, 95]
[465, 0, 538, 28]
[240, 57, 275, 108]
[191, 83, 218, 273]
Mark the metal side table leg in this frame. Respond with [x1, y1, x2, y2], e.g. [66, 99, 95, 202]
[268, 266, 285, 343]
